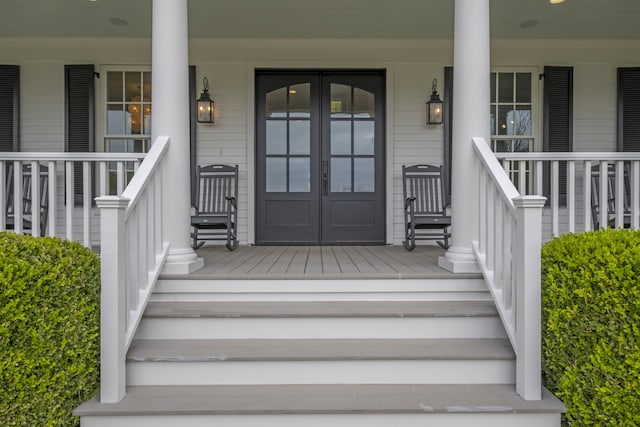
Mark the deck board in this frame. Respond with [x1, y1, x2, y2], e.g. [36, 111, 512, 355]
[178, 245, 481, 280]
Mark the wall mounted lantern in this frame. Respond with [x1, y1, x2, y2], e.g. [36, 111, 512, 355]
[196, 77, 215, 123]
[426, 78, 443, 125]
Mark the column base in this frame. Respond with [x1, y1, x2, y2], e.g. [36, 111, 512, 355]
[161, 247, 204, 275]
[438, 245, 481, 274]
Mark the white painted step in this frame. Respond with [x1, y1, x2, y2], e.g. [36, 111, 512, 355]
[126, 338, 515, 386]
[75, 384, 565, 427]
[151, 278, 490, 302]
[134, 301, 507, 340]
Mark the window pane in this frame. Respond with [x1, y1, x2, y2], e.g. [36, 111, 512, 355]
[494, 140, 511, 153]
[266, 157, 287, 192]
[107, 105, 125, 134]
[289, 84, 310, 118]
[516, 73, 531, 103]
[331, 158, 351, 192]
[354, 88, 375, 118]
[266, 87, 287, 118]
[107, 139, 125, 152]
[331, 121, 351, 155]
[514, 106, 532, 135]
[497, 105, 512, 135]
[354, 121, 374, 155]
[498, 73, 514, 103]
[266, 120, 287, 155]
[289, 158, 310, 192]
[489, 105, 496, 135]
[130, 139, 146, 153]
[125, 72, 141, 102]
[331, 84, 351, 118]
[107, 71, 123, 102]
[513, 139, 531, 152]
[490, 73, 496, 103]
[354, 158, 374, 192]
[290, 121, 310, 155]
[143, 72, 152, 102]
[127, 103, 142, 134]
[143, 104, 152, 134]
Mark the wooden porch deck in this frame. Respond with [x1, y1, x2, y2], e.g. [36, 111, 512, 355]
[179, 245, 481, 280]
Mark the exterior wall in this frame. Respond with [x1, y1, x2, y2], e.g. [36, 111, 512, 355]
[1, 38, 640, 245]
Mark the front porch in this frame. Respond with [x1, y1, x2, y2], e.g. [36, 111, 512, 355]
[188, 244, 464, 280]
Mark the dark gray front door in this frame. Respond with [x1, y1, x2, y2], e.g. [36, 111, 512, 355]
[256, 71, 385, 244]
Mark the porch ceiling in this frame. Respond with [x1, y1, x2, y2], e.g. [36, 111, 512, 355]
[1, 0, 639, 40]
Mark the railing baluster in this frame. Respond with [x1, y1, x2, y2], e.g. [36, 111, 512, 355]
[65, 161, 74, 240]
[599, 160, 608, 230]
[117, 161, 125, 194]
[584, 161, 592, 231]
[615, 161, 625, 228]
[0, 161, 5, 230]
[14, 161, 23, 234]
[83, 161, 91, 247]
[551, 161, 559, 236]
[31, 161, 40, 237]
[567, 161, 575, 233]
[632, 161, 640, 229]
[48, 161, 56, 236]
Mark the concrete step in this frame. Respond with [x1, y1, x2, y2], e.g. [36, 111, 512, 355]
[126, 338, 515, 385]
[134, 300, 507, 340]
[152, 278, 490, 302]
[75, 384, 565, 427]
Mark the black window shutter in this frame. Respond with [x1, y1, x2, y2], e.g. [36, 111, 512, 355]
[0, 65, 20, 152]
[443, 66, 453, 207]
[618, 68, 640, 152]
[543, 66, 573, 204]
[189, 65, 197, 206]
[65, 64, 95, 205]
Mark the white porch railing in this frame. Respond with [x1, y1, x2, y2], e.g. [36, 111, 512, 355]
[471, 137, 546, 401]
[96, 136, 170, 403]
[495, 152, 640, 236]
[0, 152, 146, 247]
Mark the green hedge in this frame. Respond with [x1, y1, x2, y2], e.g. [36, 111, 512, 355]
[541, 229, 640, 426]
[0, 232, 100, 427]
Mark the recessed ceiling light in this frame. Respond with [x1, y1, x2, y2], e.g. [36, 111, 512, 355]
[550, 0, 565, 4]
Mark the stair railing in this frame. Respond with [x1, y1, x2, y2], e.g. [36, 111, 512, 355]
[471, 137, 546, 401]
[96, 136, 170, 403]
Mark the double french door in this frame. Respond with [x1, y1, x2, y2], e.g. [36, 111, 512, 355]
[256, 70, 385, 244]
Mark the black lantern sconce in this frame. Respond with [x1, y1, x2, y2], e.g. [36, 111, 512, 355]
[196, 77, 215, 123]
[426, 78, 443, 125]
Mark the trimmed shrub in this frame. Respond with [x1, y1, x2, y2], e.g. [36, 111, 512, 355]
[0, 232, 100, 427]
[541, 229, 640, 426]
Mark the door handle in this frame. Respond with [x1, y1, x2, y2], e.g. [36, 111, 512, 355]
[322, 161, 328, 195]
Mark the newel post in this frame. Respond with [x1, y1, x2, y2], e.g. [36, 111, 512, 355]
[96, 196, 130, 403]
[513, 195, 546, 400]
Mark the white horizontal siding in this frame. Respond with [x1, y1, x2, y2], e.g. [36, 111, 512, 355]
[2, 38, 640, 245]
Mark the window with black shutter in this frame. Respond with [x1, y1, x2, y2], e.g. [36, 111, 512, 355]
[0, 65, 19, 152]
[543, 66, 573, 205]
[65, 64, 95, 205]
[618, 68, 640, 152]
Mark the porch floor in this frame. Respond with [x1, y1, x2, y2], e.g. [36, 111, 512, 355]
[176, 245, 480, 280]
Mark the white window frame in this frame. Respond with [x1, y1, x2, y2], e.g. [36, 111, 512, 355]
[490, 67, 539, 191]
[99, 65, 152, 154]
[490, 67, 539, 153]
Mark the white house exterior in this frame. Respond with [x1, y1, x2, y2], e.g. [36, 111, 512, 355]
[2, 0, 640, 425]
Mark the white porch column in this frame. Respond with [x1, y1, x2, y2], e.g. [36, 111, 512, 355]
[152, 0, 203, 274]
[439, 0, 490, 273]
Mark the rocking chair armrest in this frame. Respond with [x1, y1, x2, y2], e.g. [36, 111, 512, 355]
[225, 196, 237, 209]
[405, 196, 417, 210]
